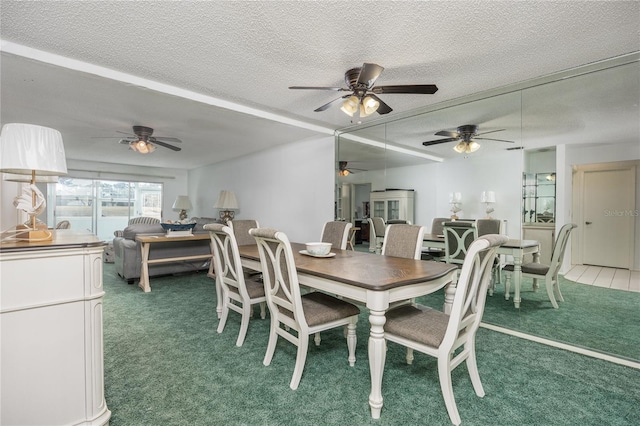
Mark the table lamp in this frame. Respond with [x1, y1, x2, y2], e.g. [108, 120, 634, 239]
[214, 190, 238, 224]
[172, 195, 192, 221]
[0, 123, 67, 241]
[449, 192, 462, 220]
[480, 191, 496, 218]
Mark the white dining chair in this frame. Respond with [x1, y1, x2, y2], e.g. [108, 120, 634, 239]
[443, 221, 478, 267]
[249, 227, 360, 390]
[384, 234, 508, 426]
[368, 217, 386, 254]
[503, 223, 577, 309]
[381, 224, 426, 260]
[320, 221, 352, 250]
[205, 223, 266, 347]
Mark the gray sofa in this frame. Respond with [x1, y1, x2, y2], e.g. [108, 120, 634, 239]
[113, 217, 218, 283]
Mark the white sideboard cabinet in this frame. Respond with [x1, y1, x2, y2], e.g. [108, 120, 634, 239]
[0, 230, 111, 426]
[370, 190, 415, 224]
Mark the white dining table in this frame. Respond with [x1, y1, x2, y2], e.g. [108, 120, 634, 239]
[422, 233, 540, 308]
[237, 242, 458, 419]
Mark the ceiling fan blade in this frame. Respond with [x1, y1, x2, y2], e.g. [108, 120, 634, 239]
[435, 130, 459, 138]
[475, 128, 506, 136]
[151, 140, 182, 152]
[372, 84, 438, 94]
[314, 96, 347, 112]
[368, 94, 393, 114]
[153, 136, 182, 143]
[119, 139, 134, 145]
[422, 138, 458, 146]
[474, 137, 515, 143]
[289, 86, 348, 91]
[357, 63, 384, 87]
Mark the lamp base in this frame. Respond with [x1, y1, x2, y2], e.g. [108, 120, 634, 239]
[219, 210, 235, 224]
[15, 224, 53, 242]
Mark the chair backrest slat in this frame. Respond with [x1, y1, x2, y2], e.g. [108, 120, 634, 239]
[206, 223, 248, 298]
[443, 221, 478, 265]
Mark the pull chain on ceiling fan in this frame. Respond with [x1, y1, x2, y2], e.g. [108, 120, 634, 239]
[290, 63, 438, 119]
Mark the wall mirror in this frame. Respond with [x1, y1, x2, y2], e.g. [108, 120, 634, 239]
[335, 55, 640, 362]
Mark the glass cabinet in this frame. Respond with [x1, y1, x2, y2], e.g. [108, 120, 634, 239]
[522, 172, 556, 224]
[370, 190, 415, 223]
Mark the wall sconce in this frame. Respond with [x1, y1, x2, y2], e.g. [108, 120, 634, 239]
[172, 195, 192, 221]
[214, 190, 238, 224]
[449, 192, 462, 220]
[480, 191, 496, 218]
[0, 123, 68, 241]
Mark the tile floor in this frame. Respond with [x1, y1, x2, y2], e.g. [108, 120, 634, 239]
[564, 264, 640, 293]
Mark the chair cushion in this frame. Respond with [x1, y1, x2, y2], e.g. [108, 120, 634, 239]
[245, 278, 266, 299]
[300, 292, 360, 327]
[385, 304, 449, 348]
[503, 262, 550, 275]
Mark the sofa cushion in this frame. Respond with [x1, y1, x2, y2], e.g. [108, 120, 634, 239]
[122, 223, 164, 240]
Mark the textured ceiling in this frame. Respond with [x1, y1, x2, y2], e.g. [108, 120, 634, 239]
[1, 1, 638, 169]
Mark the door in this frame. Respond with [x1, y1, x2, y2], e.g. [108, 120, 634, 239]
[582, 168, 634, 268]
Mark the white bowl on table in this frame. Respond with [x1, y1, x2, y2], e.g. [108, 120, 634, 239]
[305, 242, 332, 256]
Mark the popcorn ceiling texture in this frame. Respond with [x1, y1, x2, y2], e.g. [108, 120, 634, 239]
[0, 1, 638, 168]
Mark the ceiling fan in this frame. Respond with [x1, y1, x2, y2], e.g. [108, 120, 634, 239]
[338, 161, 366, 176]
[97, 126, 182, 154]
[290, 63, 438, 118]
[421, 124, 514, 154]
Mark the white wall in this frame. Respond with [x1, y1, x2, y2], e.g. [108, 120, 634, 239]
[188, 136, 334, 243]
[338, 149, 524, 238]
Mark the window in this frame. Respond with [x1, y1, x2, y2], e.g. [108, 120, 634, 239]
[49, 178, 162, 241]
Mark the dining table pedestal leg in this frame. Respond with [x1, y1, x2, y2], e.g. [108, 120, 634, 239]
[368, 308, 386, 419]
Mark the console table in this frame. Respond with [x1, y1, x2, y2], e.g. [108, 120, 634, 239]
[135, 233, 214, 292]
[0, 229, 111, 426]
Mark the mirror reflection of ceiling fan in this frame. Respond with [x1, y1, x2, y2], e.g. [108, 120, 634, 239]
[421, 124, 514, 154]
[338, 161, 366, 176]
[95, 126, 182, 154]
[290, 63, 438, 119]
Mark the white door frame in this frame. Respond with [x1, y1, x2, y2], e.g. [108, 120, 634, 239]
[571, 160, 638, 270]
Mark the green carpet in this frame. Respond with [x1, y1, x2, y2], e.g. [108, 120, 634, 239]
[416, 275, 640, 361]
[102, 264, 640, 425]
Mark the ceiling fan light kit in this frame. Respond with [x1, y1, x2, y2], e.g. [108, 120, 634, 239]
[129, 139, 156, 154]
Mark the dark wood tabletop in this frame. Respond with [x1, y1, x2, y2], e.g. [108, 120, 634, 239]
[238, 242, 457, 292]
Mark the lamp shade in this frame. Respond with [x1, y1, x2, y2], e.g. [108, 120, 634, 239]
[0, 123, 67, 175]
[172, 195, 192, 211]
[214, 190, 238, 209]
[481, 191, 496, 203]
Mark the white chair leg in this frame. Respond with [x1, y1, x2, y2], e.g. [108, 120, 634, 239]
[465, 341, 485, 397]
[263, 319, 279, 367]
[504, 274, 511, 301]
[554, 279, 565, 302]
[545, 279, 559, 309]
[438, 356, 461, 426]
[236, 304, 251, 347]
[406, 348, 414, 365]
[346, 320, 357, 367]
[217, 298, 229, 334]
[314, 332, 321, 347]
[290, 336, 309, 390]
